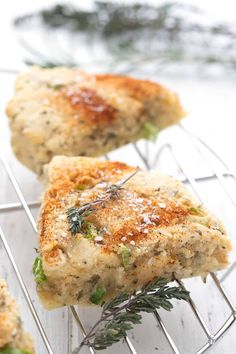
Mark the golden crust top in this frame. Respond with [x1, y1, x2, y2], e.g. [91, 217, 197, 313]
[6, 66, 184, 131]
[39, 156, 212, 264]
[5, 67, 185, 174]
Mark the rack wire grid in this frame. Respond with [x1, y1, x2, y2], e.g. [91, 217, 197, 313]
[1, 118, 236, 354]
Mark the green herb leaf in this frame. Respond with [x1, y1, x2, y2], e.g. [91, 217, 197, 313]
[32, 256, 46, 283]
[103, 292, 130, 312]
[90, 287, 106, 305]
[66, 205, 94, 235]
[188, 206, 201, 215]
[83, 222, 100, 239]
[75, 184, 86, 191]
[93, 312, 142, 350]
[118, 244, 131, 269]
[140, 122, 159, 142]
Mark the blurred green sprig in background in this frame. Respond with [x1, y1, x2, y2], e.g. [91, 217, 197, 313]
[14, 1, 236, 74]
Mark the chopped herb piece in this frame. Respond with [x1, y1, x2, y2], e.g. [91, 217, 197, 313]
[188, 206, 200, 215]
[118, 244, 131, 269]
[140, 122, 159, 142]
[90, 287, 106, 304]
[75, 184, 86, 191]
[83, 222, 100, 239]
[47, 82, 64, 90]
[32, 256, 46, 283]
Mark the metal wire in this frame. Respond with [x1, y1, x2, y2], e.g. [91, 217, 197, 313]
[0, 154, 53, 354]
[0, 129, 235, 354]
[0, 152, 136, 354]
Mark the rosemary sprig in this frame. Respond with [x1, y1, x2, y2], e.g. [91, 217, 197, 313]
[67, 169, 139, 235]
[73, 277, 190, 352]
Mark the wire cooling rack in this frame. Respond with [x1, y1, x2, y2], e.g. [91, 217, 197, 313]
[0, 121, 236, 354]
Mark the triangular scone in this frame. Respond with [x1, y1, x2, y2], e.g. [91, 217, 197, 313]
[0, 279, 34, 353]
[6, 67, 185, 174]
[37, 156, 231, 309]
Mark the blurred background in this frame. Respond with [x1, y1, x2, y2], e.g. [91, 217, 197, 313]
[1, 0, 236, 167]
[0, 1, 236, 354]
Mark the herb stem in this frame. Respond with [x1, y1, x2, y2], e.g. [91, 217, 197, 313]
[78, 298, 132, 349]
[67, 169, 140, 236]
[74, 278, 189, 352]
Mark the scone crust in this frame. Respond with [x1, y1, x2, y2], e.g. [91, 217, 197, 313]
[37, 156, 231, 309]
[6, 67, 185, 174]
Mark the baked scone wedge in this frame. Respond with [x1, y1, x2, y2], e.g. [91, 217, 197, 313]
[6, 66, 185, 174]
[0, 279, 34, 353]
[35, 156, 232, 309]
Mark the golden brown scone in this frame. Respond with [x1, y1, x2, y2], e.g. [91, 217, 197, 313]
[0, 279, 34, 353]
[6, 66, 185, 174]
[35, 156, 231, 309]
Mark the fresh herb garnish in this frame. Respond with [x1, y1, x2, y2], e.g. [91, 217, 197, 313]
[67, 206, 94, 236]
[90, 287, 107, 305]
[67, 169, 139, 236]
[32, 256, 46, 283]
[140, 122, 159, 142]
[73, 277, 190, 352]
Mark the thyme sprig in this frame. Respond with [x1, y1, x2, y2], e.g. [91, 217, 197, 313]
[73, 277, 190, 352]
[67, 169, 140, 235]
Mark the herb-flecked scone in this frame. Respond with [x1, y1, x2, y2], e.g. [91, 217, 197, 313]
[35, 156, 232, 309]
[0, 279, 34, 353]
[6, 66, 185, 174]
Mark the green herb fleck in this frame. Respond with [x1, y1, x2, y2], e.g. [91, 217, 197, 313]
[90, 287, 106, 305]
[83, 222, 100, 239]
[47, 82, 64, 90]
[118, 244, 131, 269]
[32, 256, 46, 283]
[75, 184, 86, 191]
[140, 122, 159, 142]
[188, 206, 200, 215]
